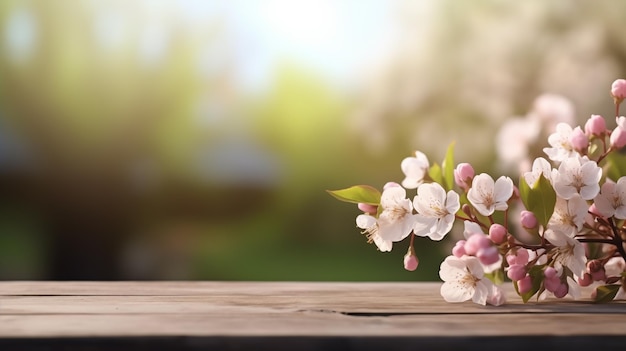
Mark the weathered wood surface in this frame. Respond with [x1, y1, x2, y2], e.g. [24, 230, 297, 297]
[1, 281, 625, 350]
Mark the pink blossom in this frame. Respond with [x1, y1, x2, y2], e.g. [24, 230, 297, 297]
[610, 126, 626, 149]
[488, 224, 507, 244]
[543, 274, 561, 292]
[510, 248, 530, 265]
[403, 252, 419, 271]
[477, 246, 500, 265]
[464, 233, 492, 256]
[577, 273, 593, 287]
[611, 79, 626, 101]
[543, 266, 558, 279]
[454, 163, 475, 191]
[568, 126, 588, 153]
[452, 240, 466, 258]
[584, 114, 606, 137]
[591, 269, 606, 282]
[553, 283, 568, 298]
[520, 210, 538, 229]
[517, 275, 532, 294]
[507, 264, 527, 281]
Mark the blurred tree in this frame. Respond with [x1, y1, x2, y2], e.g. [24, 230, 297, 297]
[0, 0, 273, 279]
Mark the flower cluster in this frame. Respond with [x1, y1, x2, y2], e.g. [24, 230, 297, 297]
[329, 79, 626, 306]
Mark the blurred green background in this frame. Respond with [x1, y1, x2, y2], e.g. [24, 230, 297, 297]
[1, 0, 625, 281]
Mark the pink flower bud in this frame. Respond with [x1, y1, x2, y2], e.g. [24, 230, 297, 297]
[477, 246, 500, 265]
[587, 259, 603, 272]
[520, 210, 538, 229]
[452, 240, 467, 258]
[610, 126, 626, 149]
[514, 248, 529, 265]
[591, 269, 606, 282]
[543, 275, 561, 292]
[611, 79, 626, 101]
[464, 234, 491, 256]
[507, 264, 527, 281]
[553, 282, 568, 298]
[506, 254, 516, 266]
[488, 224, 507, 244]
[517, 275, 533, 294]
[569, 126, 589, 152]
[357, 203, 377, 214]
[454, 163, 475, 191]
[543, 266, 558, 279]
[403, 252, 419, 271]
[584, 114, 607, 137]
[578, 273, 593, 287]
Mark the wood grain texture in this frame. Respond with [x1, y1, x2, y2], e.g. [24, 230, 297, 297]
[0, 281, 625, 350]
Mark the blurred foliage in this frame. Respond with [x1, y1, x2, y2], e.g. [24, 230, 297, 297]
[0, 0, 626, 281]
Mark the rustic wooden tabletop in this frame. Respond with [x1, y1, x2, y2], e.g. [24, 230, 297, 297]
[0, 281, 625, 350]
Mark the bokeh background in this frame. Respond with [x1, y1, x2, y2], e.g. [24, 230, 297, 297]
[1, 0, 626, 281]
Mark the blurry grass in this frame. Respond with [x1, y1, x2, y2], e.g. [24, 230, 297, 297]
[0, 207, 47, 279]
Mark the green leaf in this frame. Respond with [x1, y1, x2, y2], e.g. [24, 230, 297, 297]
[326, 185, 381, 205]
[514, 265, 544, 303]
[428, 163, 443, 185]
[441, 141, 456, 191]
[604, 152, 626, 182]
[594, 284, 621, 303]
[485, 268, 505, 285]
[518, 174, 556, 228]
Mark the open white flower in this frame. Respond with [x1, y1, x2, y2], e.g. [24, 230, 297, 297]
[547, 194, 588, 237]
[413, 183, 460, 241]
[356, 214, 392, 252]
[439, 255, 493, 305]
[594, 177, 626, 219]
[523, 157, 552, 187]
[377, 186, 416, 242]
[401, 151, 430, 189]
[543, 122, 578, 162]
[552, 156, 601, 200]
[467, 173, 514, 216]
[544, 229, 587, 277]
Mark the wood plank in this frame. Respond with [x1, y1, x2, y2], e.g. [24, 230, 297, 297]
[0, 281, 625, 350]
[1, 312, 625, 337]
[1, 292, 626, 315]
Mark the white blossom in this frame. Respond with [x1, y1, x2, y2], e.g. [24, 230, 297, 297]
[467, 173, 514, 216]
[401, 151, 429, 189]
[544, 229, 587, 277]
[356, 214, 392, 252]
[543, 122, 578, 162]
[439, 255, 493, 305]
[547, 194, 588, 237]
[413, 183, 460, 241]
[377, 186, 416, 242]
[566, 276, 581, 300]
[593, 177, 626, 219]
[523, 157, 552, 187]
[552, 156, 601, 200]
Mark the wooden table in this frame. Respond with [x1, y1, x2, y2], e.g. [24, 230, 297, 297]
[1, 281, 625, 350]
